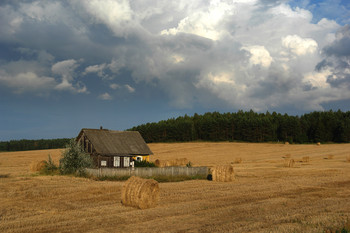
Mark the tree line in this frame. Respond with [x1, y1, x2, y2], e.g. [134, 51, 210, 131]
[0, 138, 71, 152]
[129, 110, 350, 143]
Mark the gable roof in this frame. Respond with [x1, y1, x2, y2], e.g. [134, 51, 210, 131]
[77, 128, 153, 156]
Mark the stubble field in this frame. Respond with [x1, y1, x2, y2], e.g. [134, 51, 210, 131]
[1, 142, 350, 232]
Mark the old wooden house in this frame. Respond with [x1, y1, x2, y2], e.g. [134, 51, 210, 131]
[76, 128, 153, 168]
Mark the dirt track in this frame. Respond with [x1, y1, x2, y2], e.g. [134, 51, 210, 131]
[1, 142, 350, 232]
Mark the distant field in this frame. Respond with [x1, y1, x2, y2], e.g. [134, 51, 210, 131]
[1, 142, 350, 232]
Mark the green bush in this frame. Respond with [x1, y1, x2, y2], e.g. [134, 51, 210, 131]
[134, 160, 156, 167]
[40, 154, 59, 175]
[59, 139, 93, 175]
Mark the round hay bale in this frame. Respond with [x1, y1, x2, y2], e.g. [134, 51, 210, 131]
[284, 158, 295, 168]
[30, 160, 46, 172]
[233, 158, 242, 164]
[211, 165, 235, 182]
[317, 142, 321, 146]
[285, 142, 289, 145]
[155, 159, 167, 167]
[154, 159, 161, 167]
[121, 176, 159, 209]
[174, 158, 189, 166]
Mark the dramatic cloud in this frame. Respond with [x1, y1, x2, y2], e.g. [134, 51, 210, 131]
[0, 0, 349, 114]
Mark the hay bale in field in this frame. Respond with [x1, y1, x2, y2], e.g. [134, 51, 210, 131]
[233, 158, 242, 164]
[346, 156, 350, 162]
[282, 154, 291, 158]
[29, 160, 46, 172]
[317, 142, 321, 146]
[284, 158, 295, 168]
[302, 156, 310, 163]
[211, 165, 235, 182]
[327, 155, 334, 159]
[154, 159, 167, 167]
[285, 142, 289, 145]
[173, 158, 189, 166]
[121, 176, 159, 209]
[155, 158, 188, 167]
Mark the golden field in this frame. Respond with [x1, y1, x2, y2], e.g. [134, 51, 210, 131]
[1, 142, 350, 232]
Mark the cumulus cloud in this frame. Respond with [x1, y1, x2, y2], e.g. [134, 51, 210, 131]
[0, 70, 56, 94]
[52, 59, 88, 93]
[282, 35, 318, 56]
[0, 0, 349, 112]
[110, 83, 120, 90]
[99, 92, 112, 100]
[125, 84, 135, 93]
[242, 46, 273, 68]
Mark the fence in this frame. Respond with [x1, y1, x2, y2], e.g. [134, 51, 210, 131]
[85, 167, 208, 177]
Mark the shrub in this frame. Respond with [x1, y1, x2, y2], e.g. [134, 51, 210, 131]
[40, 154, 59, 175]
[59, 139, 93, 175]
[134, 160, 156, 167]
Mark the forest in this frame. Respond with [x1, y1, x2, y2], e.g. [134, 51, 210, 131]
[1, 110, 349, 152]
[129, 110, 350, 143]
[0, 138, 71, 152]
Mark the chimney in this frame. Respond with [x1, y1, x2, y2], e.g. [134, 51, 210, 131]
[100, 126, 103, 130]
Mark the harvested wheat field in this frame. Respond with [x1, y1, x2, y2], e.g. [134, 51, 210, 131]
[1, 142, 350, 232]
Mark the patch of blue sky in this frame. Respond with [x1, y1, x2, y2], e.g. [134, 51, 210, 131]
[288, 0, 350, 25]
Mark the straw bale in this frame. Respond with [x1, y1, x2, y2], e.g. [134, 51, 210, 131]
[30, 160, 46, 172]
[173, 158, 189, 166]
[284, 158, 295, 168]
[211, 165, 235, 182]
[233, 158, 242, 164]
[327, 155, 334, 159]
[346, 156, 350, 162]
[284, 142, 289, 145]
[155, 158, 188, 167]
[302, 156, 310, 163]
[317, 142, 321, 146]
[121, 176, 159, 209]
[283, 154, 291, 158]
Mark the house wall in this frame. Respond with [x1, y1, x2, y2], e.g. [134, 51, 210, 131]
[93, 155, 133, 168]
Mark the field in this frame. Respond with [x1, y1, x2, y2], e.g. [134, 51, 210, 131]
[1, 142, 350, 232]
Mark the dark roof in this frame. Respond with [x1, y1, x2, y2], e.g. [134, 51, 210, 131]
[77, 129, 153, 156]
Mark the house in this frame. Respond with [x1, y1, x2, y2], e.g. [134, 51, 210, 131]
[76, 128, 153, 168]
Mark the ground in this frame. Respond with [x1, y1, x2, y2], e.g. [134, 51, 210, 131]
[0, 142, 350, 232]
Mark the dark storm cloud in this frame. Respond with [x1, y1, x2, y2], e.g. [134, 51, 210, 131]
[316, 25, 350, 89]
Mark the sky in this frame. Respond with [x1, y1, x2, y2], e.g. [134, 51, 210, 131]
[1, 0, 350, 140]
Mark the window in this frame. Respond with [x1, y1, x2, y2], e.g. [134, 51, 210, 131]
[124, 157, 130, 167]
[101, 160, 107, 166]
[114, 156, 120, 167]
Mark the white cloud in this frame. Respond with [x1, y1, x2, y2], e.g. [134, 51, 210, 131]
[84, 63, 108, 78]
[282, 35, 318, 56]
[303, 69, 331, 89]
[78, 0, 134, 37]
[242, 46, 273, 68]
[52, 59, 88, 93]
[125, 84, 135, 93]
[0, 70, 56, 94]
[52, 59, 78, 81]
[99, 92, 112, 100]
[110, 83, 120, 90]
[161, 0, 235, 40]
